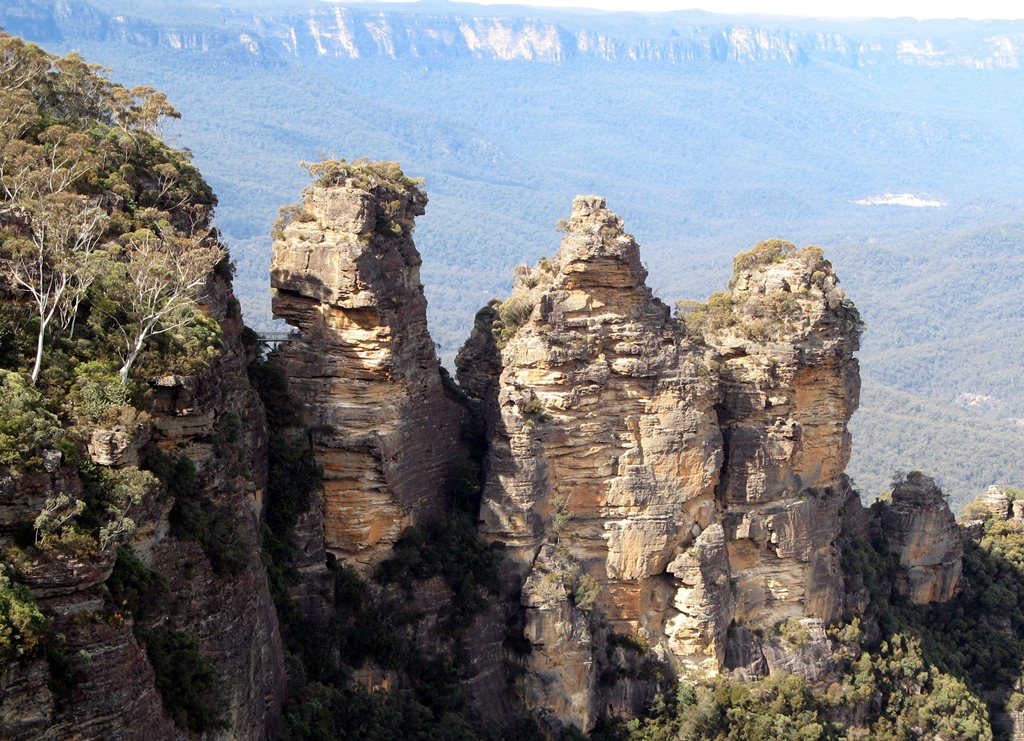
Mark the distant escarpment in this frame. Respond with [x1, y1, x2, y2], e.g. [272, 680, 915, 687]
[8, 0, 1024, 70]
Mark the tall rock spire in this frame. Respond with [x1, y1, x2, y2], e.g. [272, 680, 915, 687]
[457, 202, 865, 731]
[271, 160, 462, 571]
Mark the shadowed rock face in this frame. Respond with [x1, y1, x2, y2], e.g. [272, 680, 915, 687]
[457, 198, 865, 729]
[875, 473, 962, 604]
[271, 168, 462, 571]
[0, 257, 286, 740]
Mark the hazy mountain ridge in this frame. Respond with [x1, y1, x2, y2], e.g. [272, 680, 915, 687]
[7, 0, 1024, 68]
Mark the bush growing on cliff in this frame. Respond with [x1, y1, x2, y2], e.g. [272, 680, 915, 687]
[0, 564, 48, 667]
[247, 356, 319, 616]
[271, 201, 316, 240]
[302, 157, 424, 193]
[146, 449, 248, 576]
[731, 238, 797, 274]
[375, 514, 501, 625]
[492, 294, 535, 344]
[298, 158, 425, 236]
[106, 546, 169, 622]
[137, 626, 226, 733]
[0, 369, 63, 467]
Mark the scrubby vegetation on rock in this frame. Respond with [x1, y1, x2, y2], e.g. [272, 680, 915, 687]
[0, 32, 265, 739]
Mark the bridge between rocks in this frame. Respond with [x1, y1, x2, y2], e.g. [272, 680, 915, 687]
[255, 332, 294, 349]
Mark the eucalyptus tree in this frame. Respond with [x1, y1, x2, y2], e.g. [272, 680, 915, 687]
[105, 225, 224, 385]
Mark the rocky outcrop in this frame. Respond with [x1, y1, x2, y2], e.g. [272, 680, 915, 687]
[456, 199, 864, 730]
[874, 472, 962, 604]
[0, 257, 286, 740]
[271, 162, 462, 571]
[703, 239, 861, 633]
[981, 485, 1013, 520]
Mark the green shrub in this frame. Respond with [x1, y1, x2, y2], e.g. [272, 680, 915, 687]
[0, 370, 63, 468]
[47, 646, 75, 698]
[266, 428, 319, 543]
[279, 678, 485, 741]
[777, 617, 812, 647]
[137, 627, 226, 733]
[493, 294, 535, 344]
[146, 450, 247, 577]
[271, 202, 315, 239]
[106, 546, 169, 622]
[375, 514, 501, 622]
[301, 158, 424, 193]
[216, 410, 243, 444]
[529, 546, 600, 614]
[73, 362, 130, 422]
[732, 238, 796, 274]
[170, 491, 247, 577]
[73, 460, 157, 551]
[0, 565, 48, 667]
[247, 359, 303, 427]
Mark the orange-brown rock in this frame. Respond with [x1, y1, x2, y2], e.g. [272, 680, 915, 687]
[271, 163, 462, 571]
[704, 239, 861, 632]
[875, 472, 962, 604]
[457, 199, 864, 729]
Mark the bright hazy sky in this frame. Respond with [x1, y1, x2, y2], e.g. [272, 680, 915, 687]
[455, 0, 1024, 20]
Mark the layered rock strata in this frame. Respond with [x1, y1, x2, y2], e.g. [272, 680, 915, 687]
[703, 239, 862, 634]
[0, 262, 285, 740]
[456, 198, 865, 730]
[271, 164, 462, 571]
[874, 472, 962, 604]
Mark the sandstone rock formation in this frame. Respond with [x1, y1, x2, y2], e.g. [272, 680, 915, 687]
[874, 472, 962, 604]
[457, 197, 865, 730]
[271, 162, 463, 571]
[702, 239, 862, 635]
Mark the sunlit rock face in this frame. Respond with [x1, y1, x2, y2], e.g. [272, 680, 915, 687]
[703, 238, 862, 632]
[457, 198, 864, 730]
[875, 473, 962, 604]
[271, 166, 462, 572]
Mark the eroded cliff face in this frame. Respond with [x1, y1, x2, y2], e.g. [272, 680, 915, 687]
[703, 240, 862, 636]
[456, 197, 865, 730]
[0, 267, 285, 740]
[874, 473, 962, 604]
[270, 165, 462, 571]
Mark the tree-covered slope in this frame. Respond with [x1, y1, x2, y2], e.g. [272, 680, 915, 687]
[0, 32, 283, 738]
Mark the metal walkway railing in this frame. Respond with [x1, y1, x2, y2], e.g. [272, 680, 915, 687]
[256, 332, 295, 348]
